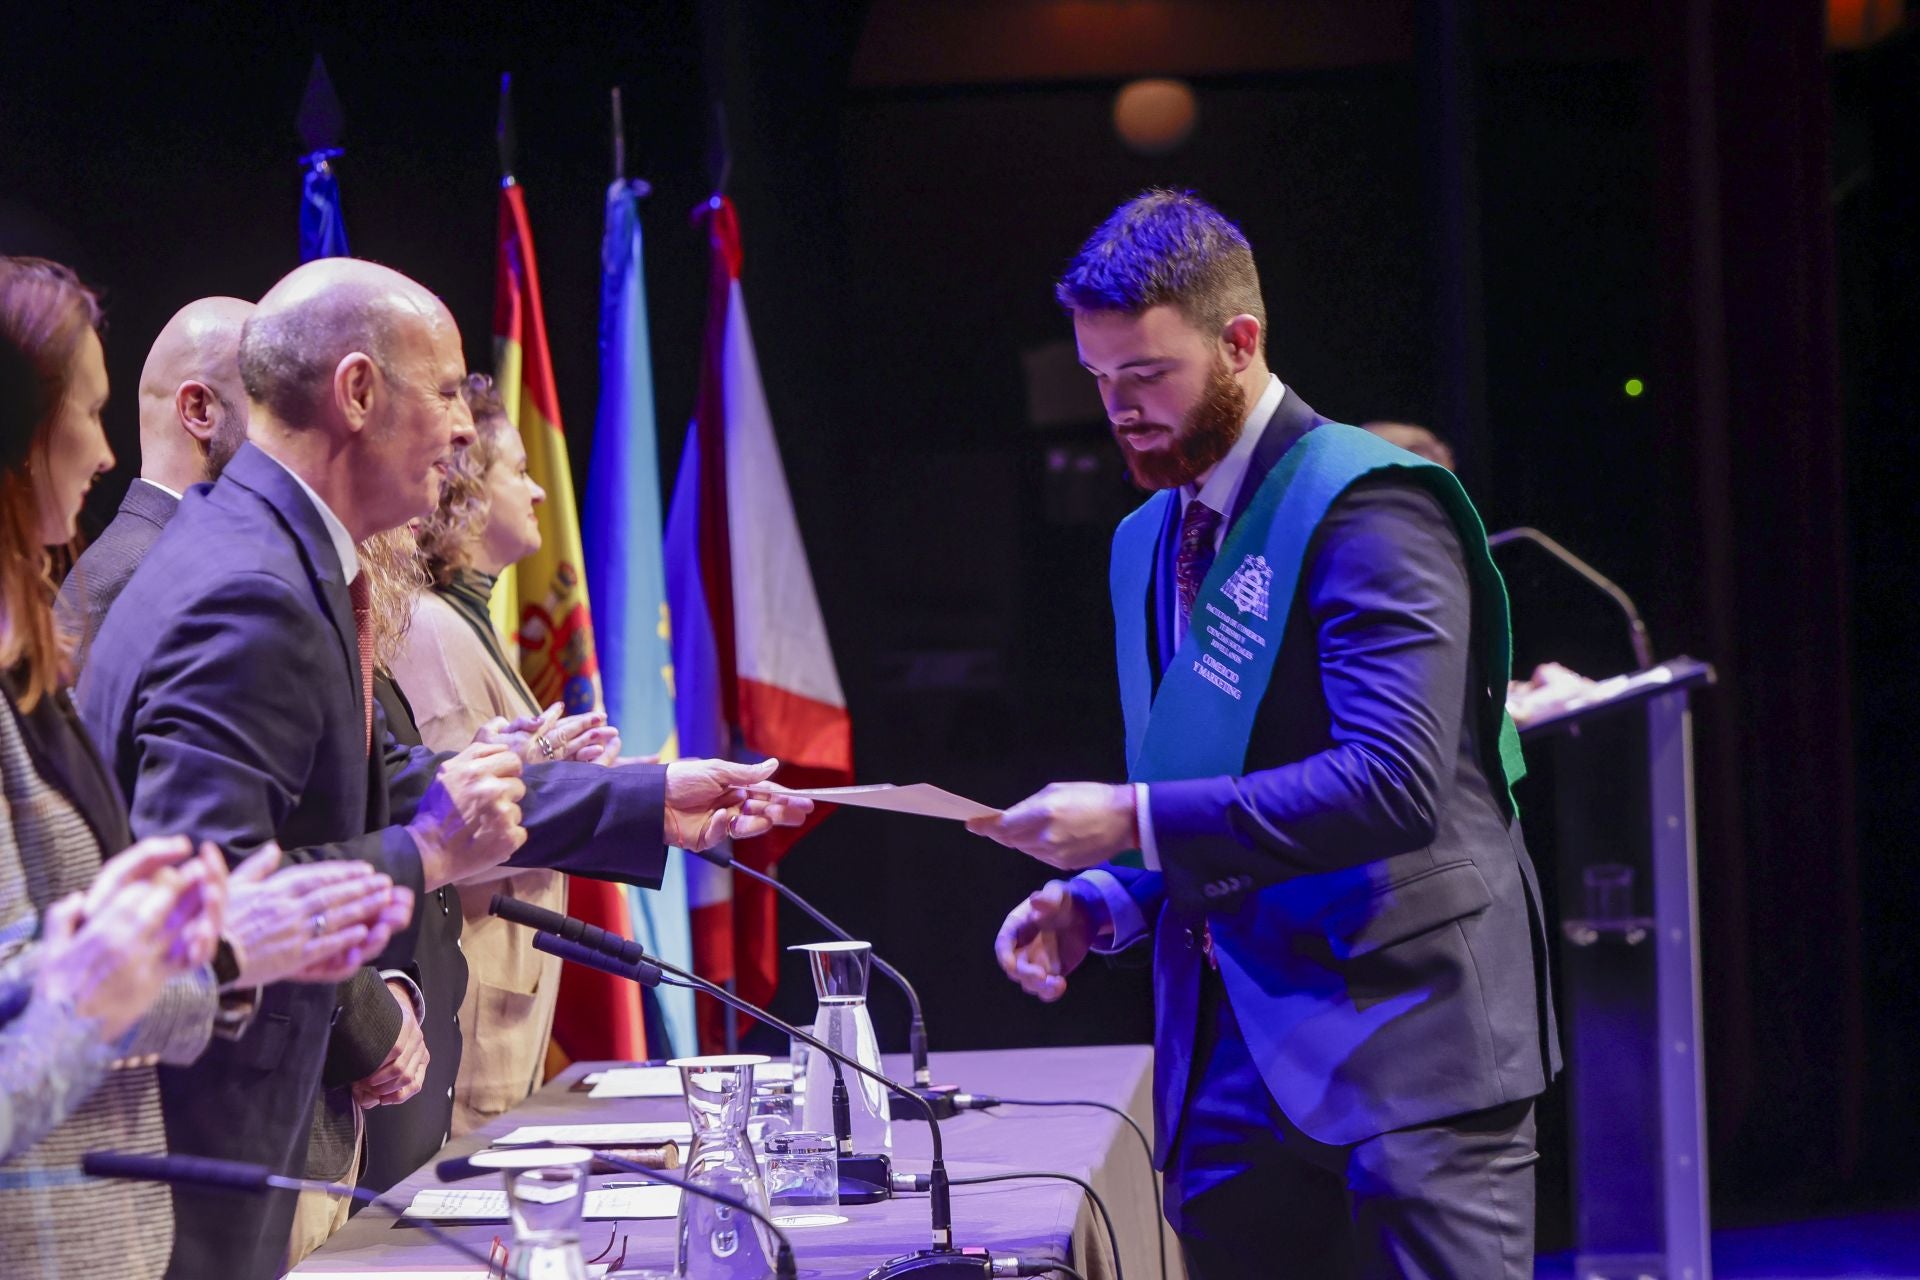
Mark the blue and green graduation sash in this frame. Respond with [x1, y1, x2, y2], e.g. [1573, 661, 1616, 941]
[1109, 423, 1525, 867]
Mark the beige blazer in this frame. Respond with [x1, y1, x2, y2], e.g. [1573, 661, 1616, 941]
[389, 589, 564, 1136]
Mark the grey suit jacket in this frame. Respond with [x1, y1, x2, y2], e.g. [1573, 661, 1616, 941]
[57, 478, 179, 673]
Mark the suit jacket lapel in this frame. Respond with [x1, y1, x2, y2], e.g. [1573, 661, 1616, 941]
[217, 443, 365, 734]
[1148, 389, 1328, 681]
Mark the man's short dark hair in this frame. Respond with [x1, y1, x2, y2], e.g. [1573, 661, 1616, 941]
[237, 285, 404, 425]
[1056, 189, 1266, 343]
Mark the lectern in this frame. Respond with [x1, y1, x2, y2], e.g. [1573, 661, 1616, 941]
[1520, 658, 1717, 1280]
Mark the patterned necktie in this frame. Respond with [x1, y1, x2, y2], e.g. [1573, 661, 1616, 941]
[1175, 500, 1224, 623]
[349, 574, 375, 756]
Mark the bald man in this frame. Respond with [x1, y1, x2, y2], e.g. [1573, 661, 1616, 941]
[59, 296, 253, 663]
[79, 258, 807, 1279]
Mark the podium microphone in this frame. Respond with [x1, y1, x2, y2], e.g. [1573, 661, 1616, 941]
[1486, 525, 1655, 670]
[435, 1149, 799, 1280]
[493, 896, 994, 1279]
[530, 931, 893, 1205]
[684, 844, 958, 1118]
[81, 1151, 499, 1271]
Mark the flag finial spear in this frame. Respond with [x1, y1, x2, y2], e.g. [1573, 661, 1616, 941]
[296, 54, 344, 155]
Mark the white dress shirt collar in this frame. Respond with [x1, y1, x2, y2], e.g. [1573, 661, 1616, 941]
[258, 451, 359, 583]
[1181, 373, 1285, 527]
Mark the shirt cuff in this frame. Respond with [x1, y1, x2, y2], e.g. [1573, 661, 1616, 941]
[1072, 869, 1152, 954]
[379, 970, 426, 1024]
[1135, 783, 1162, 871]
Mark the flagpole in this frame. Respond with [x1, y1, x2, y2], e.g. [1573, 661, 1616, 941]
[497, 71, 517, 187]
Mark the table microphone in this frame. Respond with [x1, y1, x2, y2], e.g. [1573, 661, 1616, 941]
[493, 896, 995, 1279]
[435, 1148, 799, 1280]
[684, 843, 960, 1118]
[81, 1151, 499, 1271]
[530, 930, 892, 1205]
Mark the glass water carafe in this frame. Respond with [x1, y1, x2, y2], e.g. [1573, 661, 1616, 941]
[791, 940, 891, 1153]
[472, 1145, 592, 1280]
[671, 1054, 778, 1279]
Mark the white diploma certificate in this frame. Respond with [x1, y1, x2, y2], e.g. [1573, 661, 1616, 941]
[744, 782, 1001, 822]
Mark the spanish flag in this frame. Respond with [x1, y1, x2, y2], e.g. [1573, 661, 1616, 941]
[492, 144, 646, 1064]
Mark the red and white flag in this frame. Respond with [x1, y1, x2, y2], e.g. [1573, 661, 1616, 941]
[666, 195, 852, 1049]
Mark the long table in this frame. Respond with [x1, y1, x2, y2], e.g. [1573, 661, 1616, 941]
[294, 1045, 1183, 1280]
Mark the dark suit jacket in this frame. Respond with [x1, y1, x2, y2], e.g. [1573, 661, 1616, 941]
[59, 475, 409, 1146]
[1091, 391, 1559, 1154]
[78, 442, 670, 1280]
[57, 478, 179, 672]
[356, 673, 466, 1198]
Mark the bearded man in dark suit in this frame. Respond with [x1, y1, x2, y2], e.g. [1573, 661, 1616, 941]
[975, 191, 1558, 1280]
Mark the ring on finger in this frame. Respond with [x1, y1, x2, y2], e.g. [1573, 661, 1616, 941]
[310, 911, 327, 939]
[535, 733, 556, 759]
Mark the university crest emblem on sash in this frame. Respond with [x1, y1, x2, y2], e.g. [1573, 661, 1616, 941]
[1220, 554, 1273, 621]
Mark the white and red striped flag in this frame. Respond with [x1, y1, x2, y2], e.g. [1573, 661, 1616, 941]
[666, 195, 852, 1049]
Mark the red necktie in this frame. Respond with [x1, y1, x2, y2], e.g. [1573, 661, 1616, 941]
[349, 574, 375, 756]
[1174, 500, 1225, 970]
[1175, 500, 1223, 623]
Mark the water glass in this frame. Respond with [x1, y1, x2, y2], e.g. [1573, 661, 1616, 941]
[762, 1130, 839, 1209]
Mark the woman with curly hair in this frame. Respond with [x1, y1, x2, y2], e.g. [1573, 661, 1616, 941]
[387, 375, 617, 1136]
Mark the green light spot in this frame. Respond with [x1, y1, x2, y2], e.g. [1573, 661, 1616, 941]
[1624, 377, 1646, 398]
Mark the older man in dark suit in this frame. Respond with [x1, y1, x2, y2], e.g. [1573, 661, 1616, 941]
[976, 192, 1557, 1280]
[57, 293, 454, 1253]
[80, 257, 808, 1280]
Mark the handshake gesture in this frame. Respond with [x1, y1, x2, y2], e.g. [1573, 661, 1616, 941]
[406, 732, 816, 890]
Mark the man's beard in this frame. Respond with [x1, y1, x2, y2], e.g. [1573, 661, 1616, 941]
[202, 394, 247, 481]
[1112, 357, 1248, 491]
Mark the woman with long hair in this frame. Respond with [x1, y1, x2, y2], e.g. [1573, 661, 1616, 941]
[0, 257, 409, 1276]
[387, 374, 617, 1136]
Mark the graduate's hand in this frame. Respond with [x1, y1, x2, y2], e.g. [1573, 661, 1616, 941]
[994, 881, 1094, 1002]
[965, 782, 1139, 871]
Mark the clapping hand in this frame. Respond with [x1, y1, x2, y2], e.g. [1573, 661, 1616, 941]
[476, 702, 623, 768]
[407, 742, 528, 889]
[223, 844, 417, 986]
[40, 836, 215, 1039]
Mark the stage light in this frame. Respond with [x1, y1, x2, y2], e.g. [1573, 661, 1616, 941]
[1113, 79, 1198, 156]
[1624, 378, 1645, 398]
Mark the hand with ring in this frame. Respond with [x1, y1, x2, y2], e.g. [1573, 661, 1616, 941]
[475, 702, 624, 769]
[223, 844, 416, 987]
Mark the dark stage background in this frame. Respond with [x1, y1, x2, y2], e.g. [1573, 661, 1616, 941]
[4, 0, 1913, 1233]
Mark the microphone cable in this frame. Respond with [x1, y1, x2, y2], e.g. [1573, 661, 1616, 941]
[896, 1168, 1122, 1280]
[957, 1095, 1164, 1280]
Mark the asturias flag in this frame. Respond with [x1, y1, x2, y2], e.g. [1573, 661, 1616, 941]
[492, 172, 646, 1063]
[585, 177, 697, 1059]
[666, 195, 853, 1050]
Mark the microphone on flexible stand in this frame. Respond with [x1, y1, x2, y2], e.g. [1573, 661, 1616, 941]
[80, 1151, 500, 1270]
[530, 931, 892, 1205]
[684, 842, 959, 1120]
[435, 1147, 799, 1280]
[494, 896, 995, 1279]
[1486, 525, 1655, 670]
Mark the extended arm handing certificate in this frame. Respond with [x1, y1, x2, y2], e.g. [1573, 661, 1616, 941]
[744, 783, 1000, 822]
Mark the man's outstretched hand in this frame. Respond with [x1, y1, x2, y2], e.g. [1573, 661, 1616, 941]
[663, 758, 815, 851]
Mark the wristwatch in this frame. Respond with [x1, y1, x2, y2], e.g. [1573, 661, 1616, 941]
[210, 940, 258, 1040]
